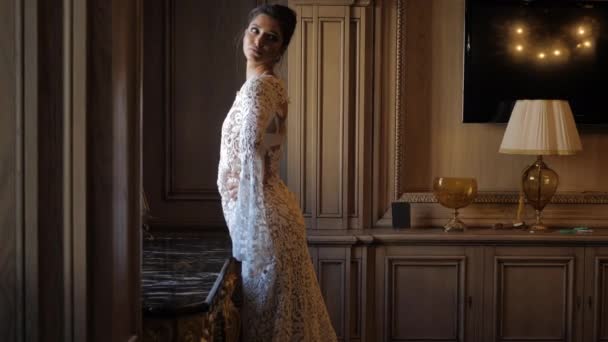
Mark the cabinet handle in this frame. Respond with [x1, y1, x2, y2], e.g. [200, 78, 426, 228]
[467, 296, 473, 308]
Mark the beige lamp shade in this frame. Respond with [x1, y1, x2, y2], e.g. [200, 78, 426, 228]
[499, 100, 582, 155]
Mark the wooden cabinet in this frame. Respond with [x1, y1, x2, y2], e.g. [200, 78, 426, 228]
[309, 229, 608, 342]
[309, 244, 370, 342]
[584, 247, 608, 342]
[483, 247, 585, 342]
[375, 246, 483, 342]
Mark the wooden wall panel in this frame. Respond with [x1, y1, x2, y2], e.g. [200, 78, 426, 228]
[372, 0, 400, 221]
[348, 18, 358, 219]
[38, 0, 65, 339]
[320, 260, 346, 338]
[309, 245, 363, 342]
[304, 18, 315, 217]
[87, 0, 143, 340]
[288, 3, 371, 230]
[143, 0, 257, 228]
[350, 259, 361, 339]
[319, 18, 344, 217]
[0, 0, 20, 339]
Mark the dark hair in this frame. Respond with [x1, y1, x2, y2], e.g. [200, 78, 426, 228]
[247, 4, 297, 51]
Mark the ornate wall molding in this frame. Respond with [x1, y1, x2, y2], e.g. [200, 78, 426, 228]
[290, 0, 371, 5]
[399, 191, 608, 205]
[393, 0, 405, 200]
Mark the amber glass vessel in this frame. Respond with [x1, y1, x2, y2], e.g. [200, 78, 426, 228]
[433, 177, 478, 232]
[522, 156, 559, 231]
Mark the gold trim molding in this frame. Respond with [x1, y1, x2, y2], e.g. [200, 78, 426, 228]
[393, 0, 405, 200]
[399, 192, 608, 205]
[289, 0, 371, 5]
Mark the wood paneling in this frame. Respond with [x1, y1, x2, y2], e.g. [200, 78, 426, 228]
[288, 3, 371, 230]
[303, 18, 315, 217]
[350, 259, 361, 339]
[372, 0, 400, 222]
[38, 0, 65, 340]
[312, 230, 608, 342]
[87, 0, 142, 340]
[319, 16, 344, 217]
[584, 248, 608, 342]
[310, 245, 364, 341]
[0, 0, 20, 339]
[143, 0, 257, 228]
[594, 257, 608, 341]
[497, 260, 571, 340]
[485, 248, 583, 342]
[386, 256, 465, 341]
[321, 260, 346, 338]
[374, 245, 476, 342]
[3, 0, 88, 339]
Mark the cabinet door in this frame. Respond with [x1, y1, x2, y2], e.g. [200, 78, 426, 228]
[309, 246, 366, 342]
[583, 247, 608, 342]
[375, 246, 482, 342]
[484, 247, 584, 342]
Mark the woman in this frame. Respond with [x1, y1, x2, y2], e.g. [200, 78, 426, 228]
[217, 4, 338, 341]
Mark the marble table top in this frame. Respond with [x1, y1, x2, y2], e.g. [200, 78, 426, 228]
[142, 233, 232, 316]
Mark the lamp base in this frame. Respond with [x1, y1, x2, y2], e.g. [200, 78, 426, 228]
[528, 209, 549, 232]
[522, 156, 559, 233]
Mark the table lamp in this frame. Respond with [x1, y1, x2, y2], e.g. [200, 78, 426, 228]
[499, 100, 582, 231]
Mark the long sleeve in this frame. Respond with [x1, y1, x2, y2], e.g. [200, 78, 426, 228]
[229, 77, 283, 269]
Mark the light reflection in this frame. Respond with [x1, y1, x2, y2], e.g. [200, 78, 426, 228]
[508, 20, 596, 62]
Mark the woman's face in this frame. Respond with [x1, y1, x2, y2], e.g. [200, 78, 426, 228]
[243, 14, 284, 66]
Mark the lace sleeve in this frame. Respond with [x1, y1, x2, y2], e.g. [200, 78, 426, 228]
[230, 76, 284, 267]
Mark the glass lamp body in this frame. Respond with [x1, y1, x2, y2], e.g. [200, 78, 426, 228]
[522, 156, 559, 230]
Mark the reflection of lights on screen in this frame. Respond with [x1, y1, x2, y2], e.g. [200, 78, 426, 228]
[515, 44, 523, 51]
[538, 52, 546, 59]
[516, 27, 523, 34]
[553, 50, 561, 56]
[577, 43, 582, 48]
[584, 41, 592, 47]
[578, 27, 586, 35]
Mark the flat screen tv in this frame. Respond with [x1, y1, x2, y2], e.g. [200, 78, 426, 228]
[463, 0, 608, 124]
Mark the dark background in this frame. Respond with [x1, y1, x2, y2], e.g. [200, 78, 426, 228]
[463, 0, 608, 123]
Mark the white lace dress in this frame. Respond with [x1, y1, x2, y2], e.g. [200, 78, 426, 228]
[217, 74, 337, 341]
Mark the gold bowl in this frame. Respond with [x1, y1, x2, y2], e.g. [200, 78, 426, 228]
[433, 177, 478, 232]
